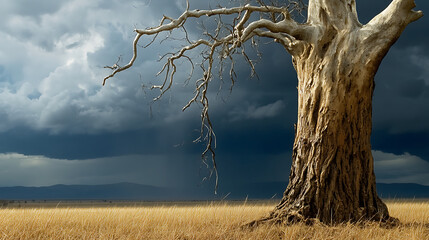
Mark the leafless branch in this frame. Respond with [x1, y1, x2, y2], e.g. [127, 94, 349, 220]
[103, 1, 308, 192]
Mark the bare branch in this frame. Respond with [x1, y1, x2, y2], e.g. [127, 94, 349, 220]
[103, 56, 122, 70]
[103, 4, 308, 84]
[103, 2, 310, 191]
[364, 0, 423, 35]
[103, 33, 142, 85]
[360, 0, 423, 66]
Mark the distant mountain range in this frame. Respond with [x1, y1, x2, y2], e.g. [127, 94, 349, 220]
[0, 182, 428, 201]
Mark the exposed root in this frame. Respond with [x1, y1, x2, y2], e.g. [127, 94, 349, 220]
[242, 212, 401, 230]
[242, 217, 276, 229]
[242, 212, 317, 229]
[378, 216, 400, 229]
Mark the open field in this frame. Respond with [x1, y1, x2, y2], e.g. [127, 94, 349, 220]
[0, 200, 428, 239]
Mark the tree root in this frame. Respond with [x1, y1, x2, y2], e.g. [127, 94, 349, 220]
[378, 216, 400, 229]
[242, 213, 401, 230]
[242, 212, 317, 229]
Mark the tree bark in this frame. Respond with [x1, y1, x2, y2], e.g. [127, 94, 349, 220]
[272, 33, 387, 224]
[249, 0, 422, 225]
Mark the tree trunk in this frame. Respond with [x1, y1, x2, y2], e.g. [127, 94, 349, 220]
[248, 0, 422, 225]
[271, 31, 389, 224]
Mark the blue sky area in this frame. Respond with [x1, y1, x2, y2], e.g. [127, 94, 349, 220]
[0, 0, 428, 193]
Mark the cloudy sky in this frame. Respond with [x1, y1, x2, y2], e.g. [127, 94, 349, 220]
[0, 0, 428, 193]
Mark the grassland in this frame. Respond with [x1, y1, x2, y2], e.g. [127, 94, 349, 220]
[0, 200, 428, 239]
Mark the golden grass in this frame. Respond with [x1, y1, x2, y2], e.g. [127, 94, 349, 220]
[0, 200, 428, 240]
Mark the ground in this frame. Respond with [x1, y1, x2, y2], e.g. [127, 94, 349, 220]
[0, 200, 428, 239]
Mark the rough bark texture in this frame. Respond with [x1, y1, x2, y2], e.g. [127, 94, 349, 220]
[271, 33, 387, 224]
[250, 0, 423, 225]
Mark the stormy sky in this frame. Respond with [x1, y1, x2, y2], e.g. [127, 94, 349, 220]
[0, 0, 428, 193]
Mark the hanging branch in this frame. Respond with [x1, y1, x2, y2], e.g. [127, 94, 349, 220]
[103, 1, 310, 192]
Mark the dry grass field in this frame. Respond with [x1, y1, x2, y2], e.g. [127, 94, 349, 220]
[0, 200, 428, 240]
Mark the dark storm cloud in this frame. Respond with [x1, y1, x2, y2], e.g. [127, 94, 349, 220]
[354, 1, 429, 170]
[1, 0, 63, 17]
[373, 46, 429, 134]
[0, 0, 177, 133]
[0, 0, 427, 187]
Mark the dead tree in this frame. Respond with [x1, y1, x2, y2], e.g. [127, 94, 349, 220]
[104, 0, 423, 225]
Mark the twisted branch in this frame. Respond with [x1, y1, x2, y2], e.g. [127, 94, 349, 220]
[103, 1, 309, 192]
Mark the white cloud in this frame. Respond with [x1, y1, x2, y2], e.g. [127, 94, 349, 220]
[228, 100, 285, 122]
[373, 150, 429, 186]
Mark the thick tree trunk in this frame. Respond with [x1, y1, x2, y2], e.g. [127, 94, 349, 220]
[271, 31, 389, 224]
[247, 0, 422, 226]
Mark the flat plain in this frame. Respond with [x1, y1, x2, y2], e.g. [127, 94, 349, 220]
[0, 200, 428, 240]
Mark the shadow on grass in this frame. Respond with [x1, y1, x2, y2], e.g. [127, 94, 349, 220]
[402, 222, 429, 228]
